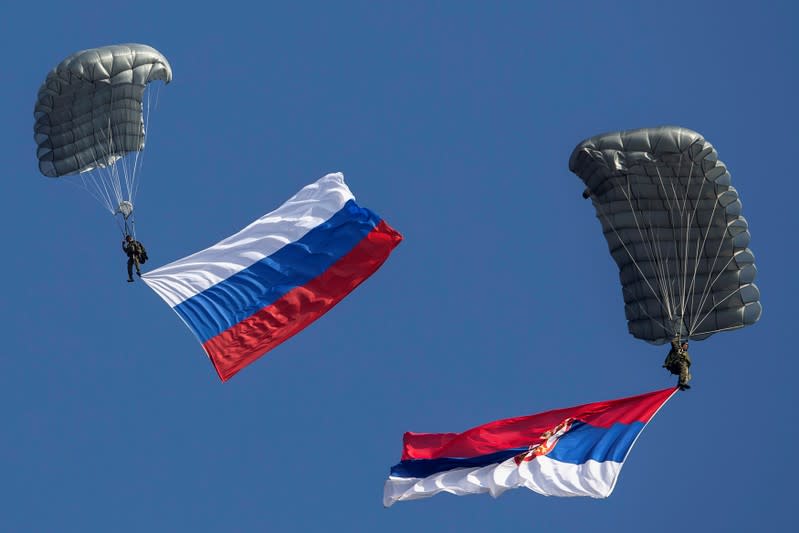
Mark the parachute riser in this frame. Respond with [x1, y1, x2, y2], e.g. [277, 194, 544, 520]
[115, 201, 136, 238]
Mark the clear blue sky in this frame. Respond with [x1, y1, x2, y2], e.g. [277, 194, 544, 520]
[1, 2, 796, 531]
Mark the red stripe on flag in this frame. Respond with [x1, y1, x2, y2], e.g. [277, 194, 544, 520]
[203, 220, 402, 381]
[401, 387, 677, 460]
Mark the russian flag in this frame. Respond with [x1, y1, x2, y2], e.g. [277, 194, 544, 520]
[384, 387, 677, 506]
[142, 173, 402, 381]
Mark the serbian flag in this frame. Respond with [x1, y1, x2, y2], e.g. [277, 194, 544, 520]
[142, 173, 402, 381]
[384, 387, 678, 506]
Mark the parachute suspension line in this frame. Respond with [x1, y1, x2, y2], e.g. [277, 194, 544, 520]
[638, 175, 679, 324]
[613, 173, 675, 321]
[127, 89, 147, 206]
[626, 178, 687, 340]
[110, 105, 135, 206]
[678, 147, 738, 338]
[680, 157, 700, 332]
[594, 189, 668, 314]
[113, 116, 134, 208]
[656, 151, 687, 337]
[690, 247, 738, 336]
[678, 152, 713, 339]
[592, 194, 669, 316]
[624, 147, 700, 340]
[693, 228, 735, 336]
[622, 285, 672, 334]
[687, 322, 748, 338]
[691, 280, 746, 335]
[685, 230, 703, 334]
[76, 82, 164, 221]
[654, 164, 684, 335]
[103, 118, 126, 203]
[91, 166, 116, 211]
[90, 116, 132, 215]
[692, 217, 729, 313]
[60, 172, 114, 214]
[70, 144, 118, 214]
[679, 157, 701, 335]
[683, 157, 720, 336]
[88, 120, 122, 204]
[82, 167, 113, 212]
[670, 144, 735, 339]
[129, 90, 147, 204]
[92, 84, 140, 210]
[666, 171, 684, 328]
[133, 85, 156, 204]
[653, 151, 701, 339]
[654, 159, 683, 334]
[125, 83, 160, 208]
[109, 83, 135, 207]
[620, 175, 669, 309]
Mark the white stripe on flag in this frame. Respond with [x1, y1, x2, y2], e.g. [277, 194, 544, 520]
[142, 173, 355, 307]
[383, 456, 623, 507]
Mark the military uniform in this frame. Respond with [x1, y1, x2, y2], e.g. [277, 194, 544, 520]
[122, 238, 146, 282]
[663, 338, 691, 390]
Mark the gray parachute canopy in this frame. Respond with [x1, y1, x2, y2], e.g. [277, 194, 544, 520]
[34, 43, 171, 177]
[569, 126, 761, 344]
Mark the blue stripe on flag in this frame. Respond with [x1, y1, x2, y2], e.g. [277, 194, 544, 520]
[174, 200, 381, 342]
[390, 448, 527, 479]
[547, 421, 644, 465]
